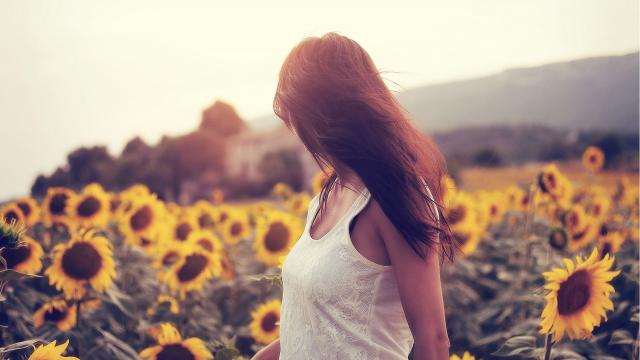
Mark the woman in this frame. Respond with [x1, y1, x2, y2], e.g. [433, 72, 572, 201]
[253, 33, 459, 360]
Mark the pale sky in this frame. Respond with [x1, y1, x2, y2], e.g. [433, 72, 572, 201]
[1, 0, 638, 200]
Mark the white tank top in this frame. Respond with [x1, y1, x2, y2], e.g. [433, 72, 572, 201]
[279, 184, 438, 360]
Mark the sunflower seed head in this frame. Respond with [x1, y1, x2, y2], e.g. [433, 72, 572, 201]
[0, 218, 25, 249]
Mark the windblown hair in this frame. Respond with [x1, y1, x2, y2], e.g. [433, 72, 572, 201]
[273, 32, 459, 263]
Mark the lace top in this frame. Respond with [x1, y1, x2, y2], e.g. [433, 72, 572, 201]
[279, 185, 432, 360]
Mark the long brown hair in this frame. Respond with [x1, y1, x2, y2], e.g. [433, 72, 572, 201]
[273, 32, 459, 263]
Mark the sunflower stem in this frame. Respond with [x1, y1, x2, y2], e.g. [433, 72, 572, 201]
[76, 291, 85, 329]
[543, 333, 554, 360]
[632, 325, 639, 360]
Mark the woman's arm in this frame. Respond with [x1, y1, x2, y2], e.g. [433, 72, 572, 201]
[250, 338, 280, 360]
[370, 199, 450, 360]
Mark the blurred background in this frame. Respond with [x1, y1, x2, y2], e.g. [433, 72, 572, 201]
[2, 0, 638, 202]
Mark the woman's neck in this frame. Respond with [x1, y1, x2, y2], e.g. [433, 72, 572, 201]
[337, 170, 365, 192]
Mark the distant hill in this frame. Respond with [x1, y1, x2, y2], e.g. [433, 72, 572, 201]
[399, 52, 638, 132]
[250, 52, 639, 132]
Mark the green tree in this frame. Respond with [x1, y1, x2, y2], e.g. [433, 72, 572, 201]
[257, 149, 304, 191]
[200, 100, 247, 137]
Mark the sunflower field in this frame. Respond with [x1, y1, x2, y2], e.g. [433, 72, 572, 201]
[0, 146, 638, 360]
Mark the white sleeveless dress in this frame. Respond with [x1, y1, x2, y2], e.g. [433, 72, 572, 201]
[279, 186, 427, 360]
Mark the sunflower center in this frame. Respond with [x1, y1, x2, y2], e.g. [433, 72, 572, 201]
[61, 242, 103, 280]
[549, 230, 567, 250]
[44, 307, 68, 322]
[557, 269, 591, 315]
[489, 205, 498, 216]
[601, 243, 612, 257]
[176, 254, 208, 282]
[3, 210, 20, 224]
[176, 223, 193, 241]
[545, 174, 556, 189]
[265, 222, 290, 252]
[219, 211, 229, 223]
[16, 202, 31, 217]
[140, 237, 153, 247]
[50, 193, 69, 215]
[447, 206, 466, 225]
[261, 311, 279, 333]
[198, 238, 214, 252]
[162, 251, 179, 267]
[77, 196, 101, 218]
[230, 223, 243, 236]
[565, 212, 579, 229]
[198, 213, 214, 228]
[592, 205, 602, 217]
[130, 205, 153, 231]
[156, 344, 196, 360]
[571, 226, 589, 242]
[2, 245, 31, 268]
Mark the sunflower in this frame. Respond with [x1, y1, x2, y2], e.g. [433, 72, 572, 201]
[254, 211, 303, 266]
[538, 164, 560, 193]
[112, 184, 152, 219]
[484, 193, 505, 225]
[285, 192, 311, 217]
[170, 214, 199, 242]
[152, 242, 186, 271]
[597, 232, 625, 258]
[562, 205, 588, 233]
[538, 164, 574, 207]
[186, 229, 223, 254]
[450, 352, 475, 360]
[46, 230, 116, 299]
[219, 253, 235, 281]
[42, 187, 75, 226]
[190, 201, 217, 230]
[567, 221, 599, 252]
[33, 299, 77, 331]
[548, 228, 569, 251]
[0, 203, 25, 226]
[221, 211, 250, 246]
[444, 191, 477, 232]
[213, 204, 235, 229]
[247, 201, 277, 227]
[162, 245, 221, 298]
[140, 323, 213, 360]
[582, 146, 605, 172]
[250, 299, 281, 345]
[1, 235, 44, 274]
[540, 248, 620, 342]
[147, 294, 180, 316]
[14, 197, 41, 226]
[587, 195, 611, 221]
[505, 185, 525, 210]
[27, 339, 79, 360]
[0, 217, 24, 249]
[68, 183, 111, 228]
[271, 182, 294, 200]
[120, 194, 168, 249]
[613, 177, 638, 208]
